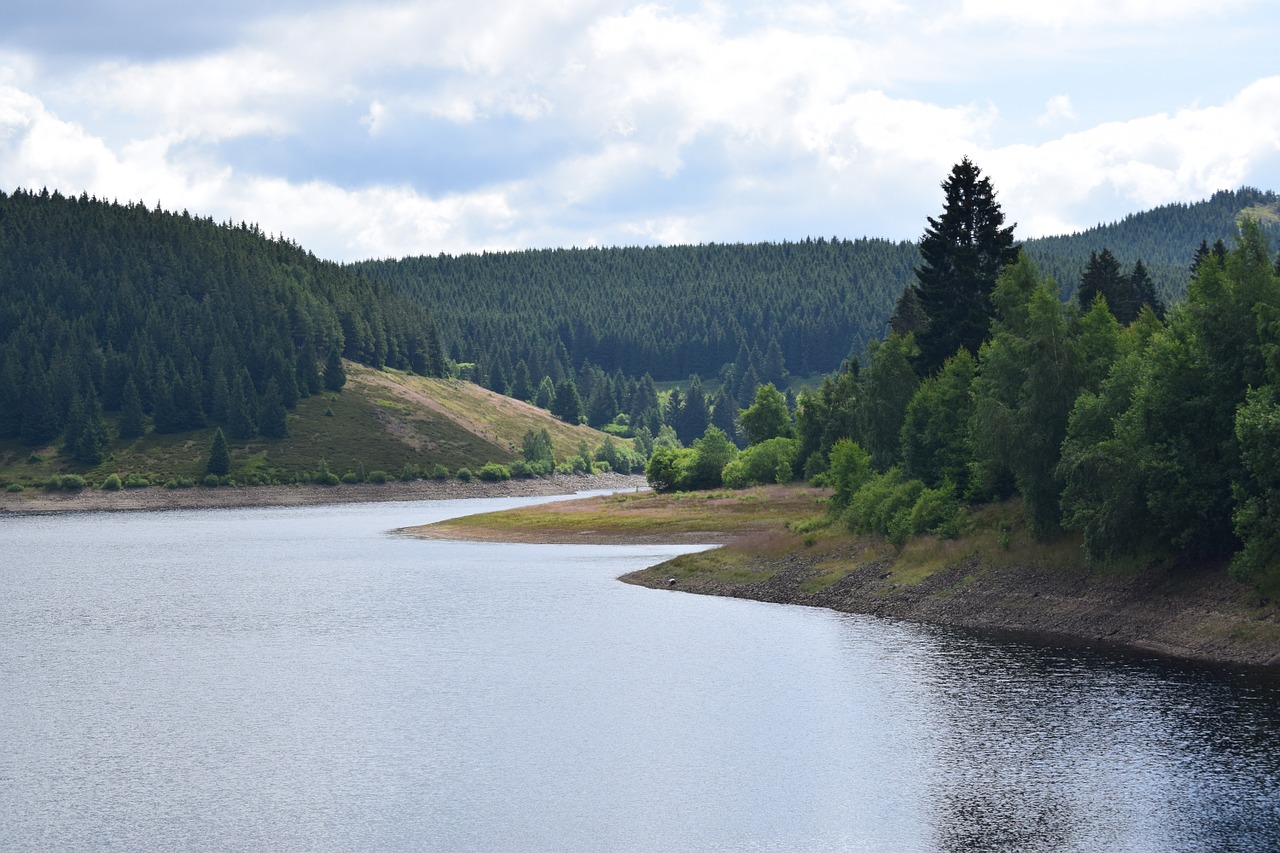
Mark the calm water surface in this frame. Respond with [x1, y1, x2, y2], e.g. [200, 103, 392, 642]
[1, 494, 1278, 851]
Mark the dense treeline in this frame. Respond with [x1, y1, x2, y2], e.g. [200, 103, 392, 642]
[1025, 187, 1280, 305]
[353, 239, 920, 382]
[0, 188, 444, 459]
[359, 188, 1279, 397]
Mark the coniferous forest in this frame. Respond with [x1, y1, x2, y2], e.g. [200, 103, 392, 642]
[0, 188, 444, 464]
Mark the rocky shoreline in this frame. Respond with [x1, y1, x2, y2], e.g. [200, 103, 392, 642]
[621, 541, 1280, 670]
[0, 472, 647, 514]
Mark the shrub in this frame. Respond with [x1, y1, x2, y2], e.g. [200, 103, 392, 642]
[399, 463, 421, 482]
[456, 467, 473, 482]
[123, 473, 149, 488]
[368, 470, 389, 484]
[721, 459, 749, 490]
[828, 439, 873, 514]
[727, 437, 798, 488]
[101, 473, 122, 491]
[844, 469, 924, 540]
[341, 471, 362, 484]
[428, 464, 450, 480]
[908, 482, 963, 536]
[6, 483, 25, 493]
[316, 471, 341, 486]
[164, 477, 195, 489]
[56, 475, 86, 491]
[202, 474, 221, 487]
[509, 460, 533, 478]
[477, 462, 511, 482]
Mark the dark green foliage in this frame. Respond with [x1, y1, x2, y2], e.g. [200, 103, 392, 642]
[0, 188, 443, 464]
[645, 446, 691, 492]
[65, 390, 109, 465]
[356, 237, 920, 384]
[257, 379, 288, 439]
[118, 377, 146, 439]
[324, 348, 347, 392]
[550, 377, 583, 424]
[206, 428, 231, 476]
[101, 473, 122, 491]
[1231, 387, 1280, 593]
[911, 157, 1020, 375]
[1078, 248, 1137, 322]
[594, 436, 645, 474]
[674, 376, 710, 445]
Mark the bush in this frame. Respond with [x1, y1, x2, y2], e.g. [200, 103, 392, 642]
[477, 462, 511, 481]
[341, 471, 362, 484]
[202, 474, 221, 487]
[908, 482, 963, 537]
[123, 473, 149, 488]
[844, 469, 924, 542]
[509, 460, 533, 478]
[456, 467, 473, 482]
[316, 471, 341, 486]
[646, 446, 693, 492]
[368, 470, 389, 484]
[6, 483, 25, 493]
[164, 477, 195, 489]
[721, 459, 749, 490]
[399, 463, 421, 482]
[101, 473, 122, 491]
[428, 464, 450, 480]
[727, 437, 798, 488]
[48, 474, 86, 491]
[828, 439, 873, 513]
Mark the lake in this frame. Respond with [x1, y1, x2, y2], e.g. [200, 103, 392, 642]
[1, 493, 1278, 851]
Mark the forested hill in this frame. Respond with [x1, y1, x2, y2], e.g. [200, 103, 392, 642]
[0, 188, 444, 449]
[1024, 187, 1280, 302]
[358, 187, 1279, 386]
[352, 239, 919, 382]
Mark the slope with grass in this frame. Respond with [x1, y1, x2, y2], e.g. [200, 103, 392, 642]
[0, 360, 621, 490]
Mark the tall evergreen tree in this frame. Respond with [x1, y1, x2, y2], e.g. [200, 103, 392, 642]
[550, 377, 583, 424]
[206, 428, 231, 476]
[1078, 248, 1137, 322]
[324, 348, 347, 392]
[911, 157, 1019, 375]
[1129, 259, 1165, 319]
[257, 378, 288, 439]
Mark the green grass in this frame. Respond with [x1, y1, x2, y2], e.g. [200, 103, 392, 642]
[0, 361, 622, 489]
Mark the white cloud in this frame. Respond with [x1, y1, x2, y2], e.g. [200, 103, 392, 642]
[959, 0, 1258, 27]
[990, 76, 1280, 236]
[1037, 94, 1076, 127]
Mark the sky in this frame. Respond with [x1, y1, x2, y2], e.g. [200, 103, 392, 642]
[2, 1, 1278, 262]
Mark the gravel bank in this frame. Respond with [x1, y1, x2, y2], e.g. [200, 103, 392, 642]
[0, 473, 647, 515]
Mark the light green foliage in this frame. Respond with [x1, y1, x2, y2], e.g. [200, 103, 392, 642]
[738, 383, 793, 446]
[722, 437, 798, 489]
[972, 256, 1087, 540]
[101, 473, 122, 491]
[477, 462, 511, 481]
[680, 426, 738, 490]
[652, 424, 682, 450]
[594, 436, 645, 474]
[855, 333, 919, 471]
[645, 446, 692, 492]
[844, 468, 925, 548]
[455, 467, 473, 482]
[826, 438, 873, 514]
[900, 350, 975, 490]
[367, 470, 389, 483]
[521, 427, 557, 475]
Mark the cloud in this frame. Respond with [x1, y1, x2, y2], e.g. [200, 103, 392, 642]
[1037, 95, 1076, 127]
[990, 76, 1280, 236]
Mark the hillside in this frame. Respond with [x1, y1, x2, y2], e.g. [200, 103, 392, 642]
[359, 187, 1280, 387]
[0, 361, 621, 489]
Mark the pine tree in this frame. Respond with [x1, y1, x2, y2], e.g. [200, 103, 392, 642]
[323, 348, 346, 392]
[257, 378, 288, 438]
[206, 427, 231, 476]
[550, 377, 583, 424]
[912, 157, 1019, 375]
[1078, 248, 1137, 322]
[1129, 258, 1165, 319]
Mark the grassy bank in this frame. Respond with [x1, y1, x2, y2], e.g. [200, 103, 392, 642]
[409, 485, 1280, 668]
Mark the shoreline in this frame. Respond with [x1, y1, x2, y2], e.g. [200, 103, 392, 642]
[0, 472, 648, 515]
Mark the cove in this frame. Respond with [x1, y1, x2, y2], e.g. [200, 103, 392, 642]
[1, 495, 1278, 851]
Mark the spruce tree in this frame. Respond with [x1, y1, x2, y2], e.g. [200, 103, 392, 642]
[257, 379, 288, 439]
[550, 377, 583, 424]
[206, 428, 231, 476]
[324, 348, 347, 392]
[911, 157, 1019, 375]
